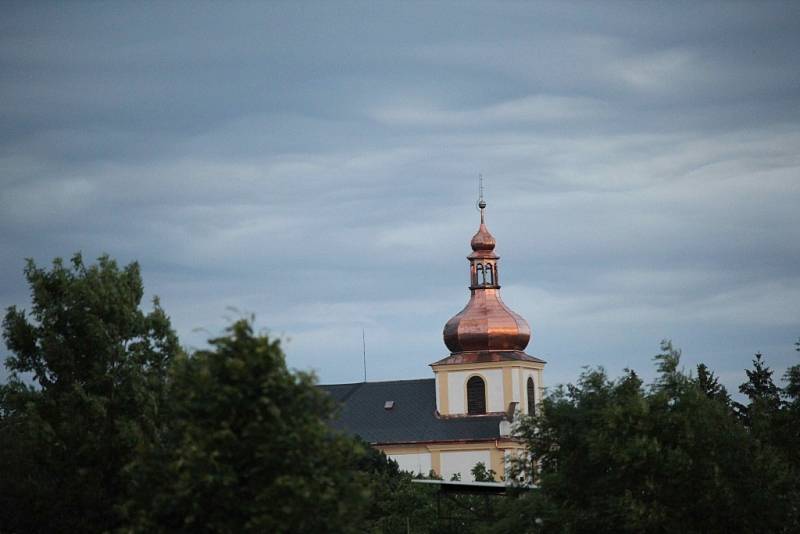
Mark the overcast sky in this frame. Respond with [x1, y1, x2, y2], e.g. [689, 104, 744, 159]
[2, 2, 799, 393]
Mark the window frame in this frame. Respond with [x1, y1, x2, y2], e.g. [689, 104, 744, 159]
[466, 375, 487, 415]
[527, 376, 536, 415]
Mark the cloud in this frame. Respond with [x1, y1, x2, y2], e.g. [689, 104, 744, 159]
[369, 94, 609, 127]
[1, 2, 799, 392]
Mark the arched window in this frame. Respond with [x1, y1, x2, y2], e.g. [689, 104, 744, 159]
[485, 264, 494, 285]
[467, 376, 486, 415]
[476, 264, 484, 286]
[527, 377, 536, 415]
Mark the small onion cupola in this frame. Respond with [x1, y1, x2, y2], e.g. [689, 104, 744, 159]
[442, 199, 531, 355]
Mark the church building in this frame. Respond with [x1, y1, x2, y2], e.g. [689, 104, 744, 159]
[321, 199, 545, 482]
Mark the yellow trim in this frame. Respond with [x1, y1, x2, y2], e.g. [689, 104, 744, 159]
[502, 367, 512, 408]
[537, 368, 544, 404]
[429, 442, 496, 452]
[378, 444, 430, 455]
[438, 370, 449, 415]
[490, 448, 506, 480]
[464, 372, 489, 415]
[378, 440, 525, 452]
[431, 360, 544, 373]
[517, 367, 524, 412]
[378, 440, 519, 464]
[378, 440, 526, 480]
[379, 441, 520, 454]
[431, 450, 441, 476]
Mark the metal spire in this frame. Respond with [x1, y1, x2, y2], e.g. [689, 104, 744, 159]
[477, 174, 486, 223]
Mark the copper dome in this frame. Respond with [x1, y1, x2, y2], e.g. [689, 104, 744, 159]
[470, 222, 496, 252]
[442, 203, 531, 354]
[443, 289, 531, 352]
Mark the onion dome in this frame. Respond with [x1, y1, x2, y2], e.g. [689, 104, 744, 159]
[443, 291, 531, 352]
[442, 201, 532, 355]
[470, 200, 496, 253]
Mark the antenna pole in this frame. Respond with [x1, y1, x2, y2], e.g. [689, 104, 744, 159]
[362, 328, 367, 382]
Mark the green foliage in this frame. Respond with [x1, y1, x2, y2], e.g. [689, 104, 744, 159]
[652, 339, 684, 392]
[361, 458, 512, 534]
[359, 452, 440, 534]
[121, 319, 370, 534]
[470, 462, 497, 482]
[512, 341, 798, 534]
[735, 352, 782, 428]
[767, 338, 800, 486]
[695, 363, 730, 405]
[784, 338, 800, 402]
[0, 254, 180, 533]
[3, 253, 798, 533]
[475, 488, 548, 534]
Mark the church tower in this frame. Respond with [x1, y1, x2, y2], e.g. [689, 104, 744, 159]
[321, 196, 546, 481]
[432, 199, 545, 418]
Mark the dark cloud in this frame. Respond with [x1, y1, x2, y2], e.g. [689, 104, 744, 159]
[1, 1, 799, 392]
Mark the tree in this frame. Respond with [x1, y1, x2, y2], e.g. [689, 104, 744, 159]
[0, 254, 179, 533]
[734, 352, 783, 450]
[357, 448, 443, 534]
[511, 342, 795, 533]
[771, 338, 800, 503]
[784, 337, 800, 402]
[695, 363, 730, 405]
[121, 319, 370, 533]
[737, 353, 781, 411]
[470, 462, 497, 483]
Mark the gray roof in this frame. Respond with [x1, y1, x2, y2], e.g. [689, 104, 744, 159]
[320, 378, 504, 445]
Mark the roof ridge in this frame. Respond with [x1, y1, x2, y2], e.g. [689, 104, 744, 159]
[320, 377, 434, 387]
